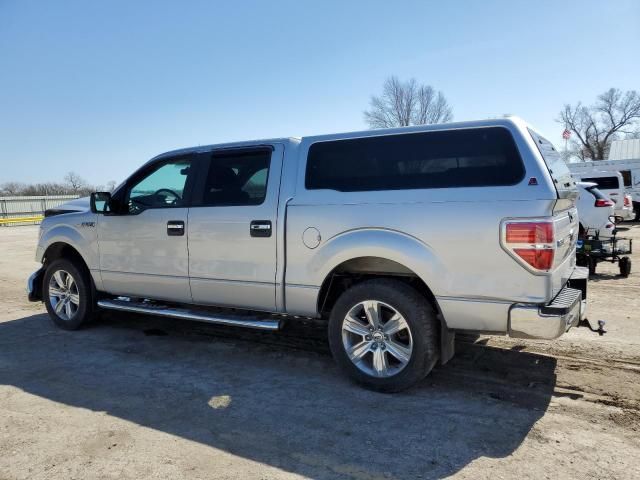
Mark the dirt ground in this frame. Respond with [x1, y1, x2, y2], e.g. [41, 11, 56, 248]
[1, 225, 639, 480]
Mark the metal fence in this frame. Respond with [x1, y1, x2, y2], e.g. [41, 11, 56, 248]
[0, 195, 79, 226]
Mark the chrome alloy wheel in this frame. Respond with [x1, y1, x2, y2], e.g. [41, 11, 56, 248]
[341, 300, 413, 378]
[48, 269, 80, 321]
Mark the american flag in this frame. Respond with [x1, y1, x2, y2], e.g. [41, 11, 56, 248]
[562, 128, 571, 140]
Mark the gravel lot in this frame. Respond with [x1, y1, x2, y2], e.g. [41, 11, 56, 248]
[1, 225, 639, 479]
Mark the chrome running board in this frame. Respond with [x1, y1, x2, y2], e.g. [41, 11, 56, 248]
[97, 298, 281, 331]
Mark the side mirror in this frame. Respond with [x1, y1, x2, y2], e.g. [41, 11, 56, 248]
[90, 192, 112, 214]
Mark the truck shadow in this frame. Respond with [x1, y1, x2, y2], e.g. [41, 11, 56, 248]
[0, 313, 557, 479]
[588, 273, 628, 282]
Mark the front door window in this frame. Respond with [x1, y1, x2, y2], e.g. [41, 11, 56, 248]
[127, 160, 191, 214]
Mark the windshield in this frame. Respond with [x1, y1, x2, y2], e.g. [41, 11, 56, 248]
[528, 128, 577, 199]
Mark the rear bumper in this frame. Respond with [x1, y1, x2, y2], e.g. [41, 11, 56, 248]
[509, 267, 588, 339]
[27, 267, 45, 302]
[618, 207, 635, 221]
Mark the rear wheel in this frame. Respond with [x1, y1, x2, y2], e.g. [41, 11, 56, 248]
[43, 259, 93, 330]
[328, 279, 439, 392]
[619, 257, 631, 277]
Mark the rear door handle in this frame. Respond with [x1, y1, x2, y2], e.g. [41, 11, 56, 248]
[167, 220, 185, 236]
[250, 220, 272, 238]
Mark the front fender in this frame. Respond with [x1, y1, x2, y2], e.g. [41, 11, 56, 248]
[37, 214, 99, 271]
[309, 228, 447, 294]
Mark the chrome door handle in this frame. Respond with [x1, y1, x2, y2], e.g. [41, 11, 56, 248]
[250, 220, 272, 238]
[167, 220, 185, 236]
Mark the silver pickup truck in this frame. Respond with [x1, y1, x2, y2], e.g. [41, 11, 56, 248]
[28, 117, 589, 391]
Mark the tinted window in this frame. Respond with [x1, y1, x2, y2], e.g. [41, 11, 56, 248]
[199, 149, 271, 206]
[305, 127, 525, 192]
[127, 159, 191, 213]
[582, 176, 619, 190]
[621, 170, 632, 187]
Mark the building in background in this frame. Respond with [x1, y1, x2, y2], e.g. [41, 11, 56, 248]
[608, 139, 640, 161]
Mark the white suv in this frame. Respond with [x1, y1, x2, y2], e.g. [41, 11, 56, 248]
[576, 182, 615, 238]
[575, 171, 634, 221]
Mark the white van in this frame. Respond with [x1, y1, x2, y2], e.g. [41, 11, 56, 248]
[569, 170, 634, 221]
[568, 159, 640, 220]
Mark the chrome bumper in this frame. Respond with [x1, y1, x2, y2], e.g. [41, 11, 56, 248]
[27, 267, 44, 302]
[509, 285, 583, 340]
[568, 266, 588, 322]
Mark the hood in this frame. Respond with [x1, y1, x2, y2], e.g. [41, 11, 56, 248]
[44, 196, 90, 217]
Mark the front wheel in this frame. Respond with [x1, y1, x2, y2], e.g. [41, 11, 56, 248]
[43, 259, 93, 330]
[328, 279, 439, 392]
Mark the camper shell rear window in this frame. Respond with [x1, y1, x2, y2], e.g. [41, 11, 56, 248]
[528, 128, 577, 199]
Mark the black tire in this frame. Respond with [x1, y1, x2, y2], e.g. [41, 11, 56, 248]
[588, 257, 597, 276]
[43, 258, 94, 330]
[328, 279, 439, 393]
[619, 257, 631, 277]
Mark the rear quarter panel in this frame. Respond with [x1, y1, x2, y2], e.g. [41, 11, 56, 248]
[284, 120, 565, 332]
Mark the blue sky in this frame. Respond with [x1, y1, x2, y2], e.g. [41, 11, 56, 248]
[1, 0, 639, 185]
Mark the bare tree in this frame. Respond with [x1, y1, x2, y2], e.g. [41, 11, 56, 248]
[63, 171, 87, 194]
[364, 76, 453, 129]
[1, 175, 113, 197]
[558, 88, 640, 161]
[0, 182, 26, 196]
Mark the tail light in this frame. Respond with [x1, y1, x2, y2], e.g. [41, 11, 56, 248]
[502, 220, 555, 271]
[595, 199, 614, 207]
[505, 222, 553, 243]
[624, 195, 631, 207]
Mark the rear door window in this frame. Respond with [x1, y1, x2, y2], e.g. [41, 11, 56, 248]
[305, 127, 525, 192]
[581, 176, 619, 190]
[195, 149, 271, 207]
[528, 129, 577, 199]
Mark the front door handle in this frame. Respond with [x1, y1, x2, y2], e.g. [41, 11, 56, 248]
[167, 220, 185, 236]
[250, 220, 272, 238]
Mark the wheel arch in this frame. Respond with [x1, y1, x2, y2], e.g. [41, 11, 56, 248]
[42, 242, 90, 274]
[309, 229, 446, 312]
[316, 256, 442, 319]
[42, 242, 100, 311]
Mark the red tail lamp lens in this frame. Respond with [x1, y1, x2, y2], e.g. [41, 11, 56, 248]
[595, 199, 614, 207]
[505, 222, 553, 243]
[513, 248, 554, 270]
